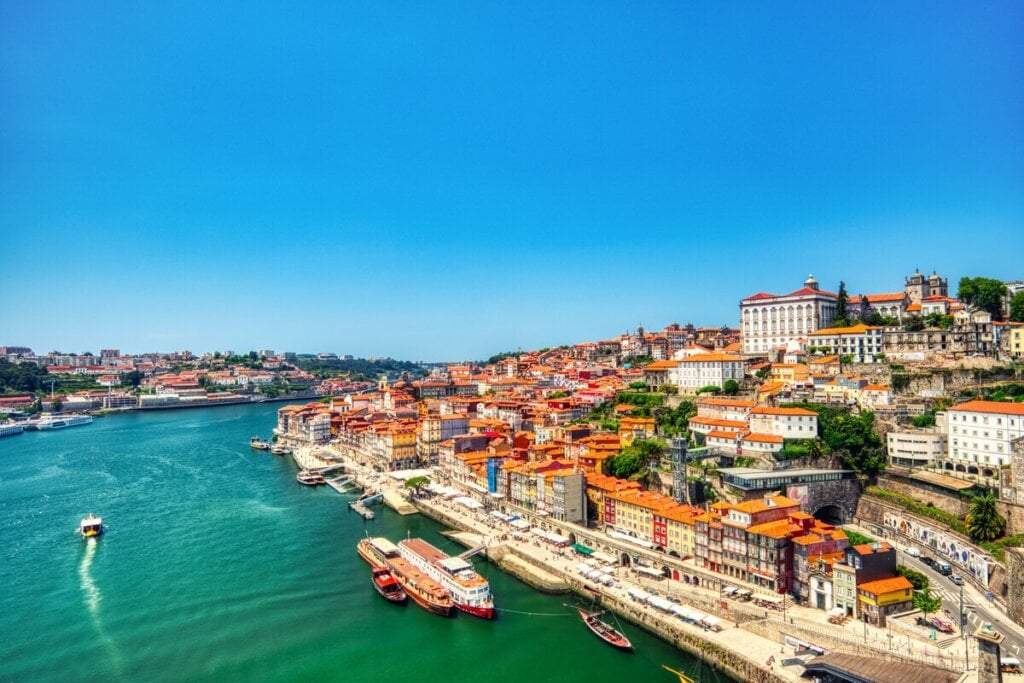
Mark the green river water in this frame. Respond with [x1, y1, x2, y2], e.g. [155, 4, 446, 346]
[0, 402, 723, 682]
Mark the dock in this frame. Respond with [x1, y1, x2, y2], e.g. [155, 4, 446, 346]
[326, 477, 356, 495]
[349, 500, 375, 520]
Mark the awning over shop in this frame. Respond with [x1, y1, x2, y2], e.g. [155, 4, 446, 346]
[572, 543, 594, 556]
[607, 529, 655, 549]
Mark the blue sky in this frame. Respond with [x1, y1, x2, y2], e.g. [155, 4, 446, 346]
[2, 3, 1022, 361]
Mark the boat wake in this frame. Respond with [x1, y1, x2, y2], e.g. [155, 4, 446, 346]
[79, 538, 125, 678]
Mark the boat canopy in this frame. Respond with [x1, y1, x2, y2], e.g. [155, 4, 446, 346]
[510, 519, 530, 530]
[571, 543, 594, 556]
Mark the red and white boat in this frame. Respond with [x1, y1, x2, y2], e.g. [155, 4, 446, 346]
[577, 608, 632, 652]
[371, 566, 407, 604]
[398, 538, 495, 619]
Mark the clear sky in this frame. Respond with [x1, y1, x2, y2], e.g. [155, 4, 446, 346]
[2, 3, 1022, 361]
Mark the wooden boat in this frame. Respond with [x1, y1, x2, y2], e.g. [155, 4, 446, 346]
[250, 436, 271, 450]
[577, 608, 632, 651]
[80, 514, 104, 539]
[270, 444, 291, 456]
[358, 537, 399, 568]
[385, 556, 453, 616]
[371, 566, 408, 604]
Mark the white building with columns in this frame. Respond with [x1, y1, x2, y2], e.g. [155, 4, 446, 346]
[740, 276, 839, 355]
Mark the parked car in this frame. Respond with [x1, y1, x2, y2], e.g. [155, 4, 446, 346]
[905, 547, 921, 557]
[951, 574, 964, 586]
[936, 561, 953, 576]
[921, 556, 935, 568]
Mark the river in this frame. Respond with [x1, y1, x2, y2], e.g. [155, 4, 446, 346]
[0, 402, 720, 682]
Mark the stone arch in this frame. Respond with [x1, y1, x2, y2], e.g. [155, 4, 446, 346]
[968, 466, 979, 475]
[662, 565, 672, 578]
[812, 503, 848, 525]
[620, 552, 632, 567]
[955, 464, 966, 473]
[944, 462, 954, 471]
[567, 532, 577, 546]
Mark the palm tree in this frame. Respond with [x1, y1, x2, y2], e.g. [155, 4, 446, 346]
[965, 491, 1006, 542]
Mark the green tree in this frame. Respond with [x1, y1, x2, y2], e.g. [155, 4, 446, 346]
[696, 385, 721, 395]
[925, 312, 954, 329]
[1010, 291, 1024, 323]
[628, 381, 648, 390]
[958, 277, 1008, 320]
[903, 315, 925, 332]
[965, 491, 1006, 542]
[121, 370, 143, 388]
[912, 412, 937, 428]
[835, 281, 849, 325]
[606, 440, 665, 481]
[897, 565, 930, 591]
[722, 379, 740, 396]
[404, 476, 431, 494]
[913, 587, 943, 616]
[51, 397, 63, 412]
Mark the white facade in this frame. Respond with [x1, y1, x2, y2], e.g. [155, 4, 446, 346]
[669, 353, 747, 390]
[740, 276, 838, 354]
[748, 407, 819, 438]
[808, 324, 884, 363]
[948, 401, 1024, 470]
[887, 429, 947, 469]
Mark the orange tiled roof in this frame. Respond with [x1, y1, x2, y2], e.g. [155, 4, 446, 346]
[809, 324, 882, 336]
[751, 406, 817, 417]
[949, 400, 1024, 417]
[677, 353, 746, 363]
[857, 576, 913, 595]
[741, 433, 784, 444]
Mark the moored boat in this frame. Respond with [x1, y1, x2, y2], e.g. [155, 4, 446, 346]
[398, 537, 494, 619]
[27, 414, 94, 431]
[0, 422, 25, 438]
[384, 556, 453, 616]
[577, 608, 632, 651]
[371, 566, 408, 604]
[270, 444, 291, 456]
[250, 436, 271, 450]
[79, 514, 104, 539]
[357, 537, 401, 568]
[296, 470, 326, 486]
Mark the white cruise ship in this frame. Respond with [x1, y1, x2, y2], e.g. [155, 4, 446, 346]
[26, 414, 94, 430]
[0, 422, 25, 438]
[398, 537, 494, 619]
